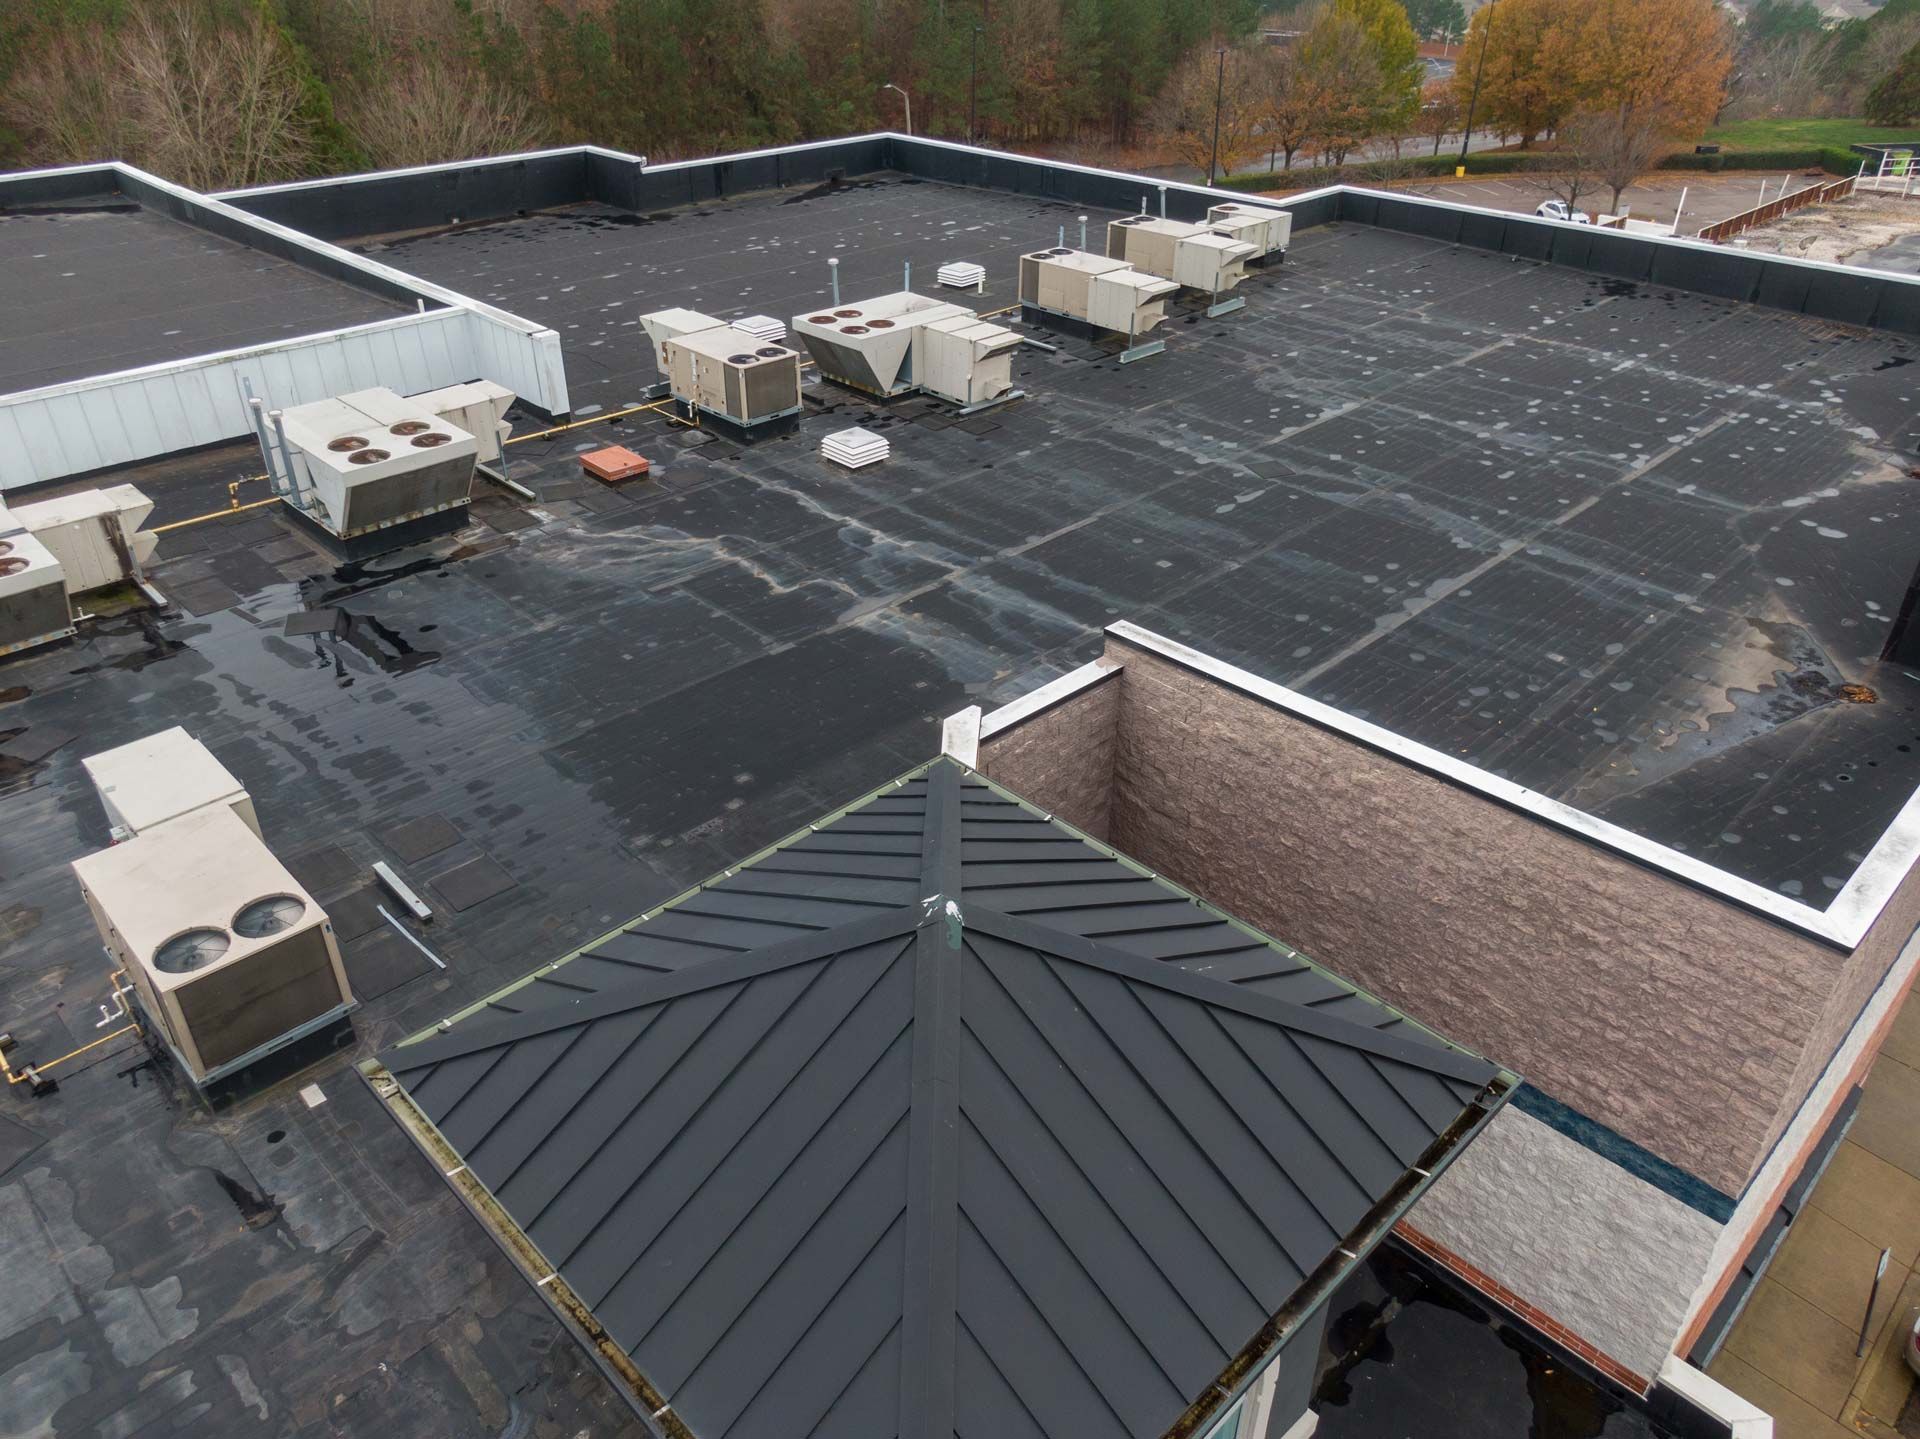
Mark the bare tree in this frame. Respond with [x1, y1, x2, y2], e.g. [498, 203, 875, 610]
[344, 57, 546, 169]
[117, 2, 315, 189]
[1567, 106, 1667, 213]
[1530, 117, 1604, 217]
[1724, 31, 1837, 120]
[0, 24, 132, 166]
[1151, 44, 1266, 178]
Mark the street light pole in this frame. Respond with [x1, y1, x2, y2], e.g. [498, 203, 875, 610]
[969, 25, 983, 145]
[1458, 1, 1495, 167]
[883, 82, 912, 135]
[1207, 48, 1227, 186]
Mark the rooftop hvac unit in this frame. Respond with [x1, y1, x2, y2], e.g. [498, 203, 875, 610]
[72, 805, 354, 1086]
[915, 313, 1022, 408]
[0, 525, 75, 659]
[641, 308, 731, 374]
[1018, 248, 1179, 337]
[6, 484, 157, 595]
[276, 388, 479, 540]
[410, 380, 515, 476]
[792, 292, 1021, 408]
[1106, 216, 1258, 293]
[654, 324, 804, 430]
[1206, 203, 1291, 261]
[81, 726, 259, 843]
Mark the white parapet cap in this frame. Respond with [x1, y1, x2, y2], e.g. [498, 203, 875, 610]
[1096, 621, 1920, 951]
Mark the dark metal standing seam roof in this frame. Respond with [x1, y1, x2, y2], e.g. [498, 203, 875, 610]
[446, 761, 1453, 1044]
[375, 761, 1509, 1439]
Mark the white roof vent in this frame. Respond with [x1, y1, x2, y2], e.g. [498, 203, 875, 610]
[822, 427, 890, 469]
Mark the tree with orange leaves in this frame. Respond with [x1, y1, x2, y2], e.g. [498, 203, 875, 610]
[1450, 0, 1573, 148]
[1452, 0, 1729, 151]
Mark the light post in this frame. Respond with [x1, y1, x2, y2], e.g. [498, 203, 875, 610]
[1207, 48, 1227, 186]
[969, 25, 983, 144]
[1459, 1, 1495, 167]
[882, 82, 912, 135]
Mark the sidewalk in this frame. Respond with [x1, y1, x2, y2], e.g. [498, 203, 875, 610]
[1707, 995, 1920, 1438]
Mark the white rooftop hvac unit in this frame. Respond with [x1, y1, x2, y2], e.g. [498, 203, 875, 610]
[72, 805, 353, 1086]
[642, 310, 804, 430]
[411, 380, 515, 476]
[792, 292, 1021, 408]
[81, 726, 260, 843]
[1018, 248, 1179, 337]
[275, 388, 479, 540]
[1206, 203, 1292, 261]
[0, 524, 75, 659]
[6, 484, 157, 595]
[1106, 216, 1258, 293]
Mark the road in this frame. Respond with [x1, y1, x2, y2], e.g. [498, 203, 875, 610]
[1139, 128, 1509, 186]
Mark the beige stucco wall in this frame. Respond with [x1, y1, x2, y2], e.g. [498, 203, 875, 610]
[981, 638, 1863, 1196]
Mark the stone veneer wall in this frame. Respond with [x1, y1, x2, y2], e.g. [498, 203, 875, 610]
[1408, 1107, 1722, 1381]
[975, 666, 1122, 842]
[979, 637, 1851, 1196]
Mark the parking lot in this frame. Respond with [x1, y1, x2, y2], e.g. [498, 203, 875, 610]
[1396, 172, 1828, 235]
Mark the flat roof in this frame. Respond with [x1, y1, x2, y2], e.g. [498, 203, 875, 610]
[0, 153, 1907, 1438]
[352, 177, 1920, 906]
[0, 197, 406, 392]
[375, 761, 1506, 1438]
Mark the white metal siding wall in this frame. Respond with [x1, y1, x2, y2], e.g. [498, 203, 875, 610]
[0, 309, 568, 490]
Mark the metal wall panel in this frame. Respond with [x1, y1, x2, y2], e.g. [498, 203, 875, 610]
[223, 150, 593, 241]
[0, 309, 566, 490]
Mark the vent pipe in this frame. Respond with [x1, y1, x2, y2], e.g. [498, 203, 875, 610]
[828, 257, 840, 305]
[904, 260, 912, 291]
[1158, 185, 1168, 219]
[1058, 225, 1065, 248]
[1079, 215, 1088, 248]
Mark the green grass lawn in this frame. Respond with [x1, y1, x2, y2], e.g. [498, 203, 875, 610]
[1703, 117, 1920, 150]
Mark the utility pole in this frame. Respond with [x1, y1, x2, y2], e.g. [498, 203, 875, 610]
[1458, 0, 1495, 167]
[969, 25, 983, 145]
[883, 83, 912, 135]
[1207, 48, 1227, 186]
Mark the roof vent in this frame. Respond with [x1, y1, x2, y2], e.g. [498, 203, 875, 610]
[153, 927, 231, 975]
[234, 894, 305, 938]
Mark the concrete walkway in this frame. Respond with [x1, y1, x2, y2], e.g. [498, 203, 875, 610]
[1707, 996, 1920, 1438]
